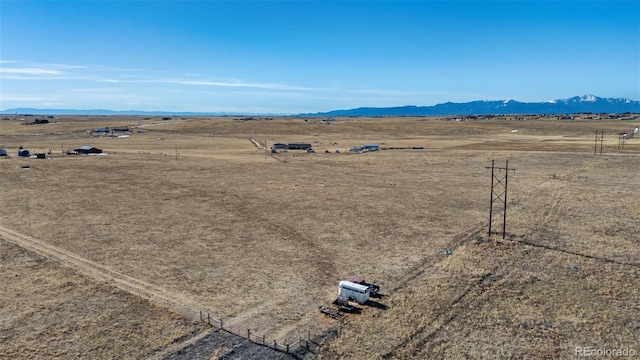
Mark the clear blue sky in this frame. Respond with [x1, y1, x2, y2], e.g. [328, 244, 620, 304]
[1, 1, 638, 114]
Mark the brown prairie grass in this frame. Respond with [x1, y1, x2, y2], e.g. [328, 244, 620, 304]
[0, 240, 206, 359]
[0, 115, 639, 358]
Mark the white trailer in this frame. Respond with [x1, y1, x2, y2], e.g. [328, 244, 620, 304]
[338, 281, 370, 304]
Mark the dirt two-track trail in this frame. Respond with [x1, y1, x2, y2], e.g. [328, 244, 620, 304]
[0, 224, 201, 319]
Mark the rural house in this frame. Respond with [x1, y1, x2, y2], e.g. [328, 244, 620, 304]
[73, 146, 103, 154]
[18, 147, 30, 157]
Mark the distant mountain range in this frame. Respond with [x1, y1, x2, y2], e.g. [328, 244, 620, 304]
[1, 95, 639, 117]
[0, 109, 245, 116]
[303, 95, 640, 116]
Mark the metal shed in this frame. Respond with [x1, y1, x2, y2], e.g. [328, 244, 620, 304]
[288, 143, 312, 150]
[272, 143, 288, 150]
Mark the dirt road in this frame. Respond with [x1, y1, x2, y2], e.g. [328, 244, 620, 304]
[0, 224, 200, 319]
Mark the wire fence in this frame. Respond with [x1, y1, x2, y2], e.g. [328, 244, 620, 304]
[198, 311, 319, 357]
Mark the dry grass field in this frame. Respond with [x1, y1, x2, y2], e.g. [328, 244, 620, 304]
[1, 114, 639, 359]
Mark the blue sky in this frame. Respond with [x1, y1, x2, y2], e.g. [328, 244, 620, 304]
[1, 1, 638, 114]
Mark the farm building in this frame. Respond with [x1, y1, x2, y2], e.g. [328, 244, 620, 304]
[288, 143, 312, 150]
[0, 149, 7, 157]
[112, 127, 130, 132]
[350, 144, 380, 152]
[18, 148, 30, 157]
[74, 146, 103, 154]
[271, 143, 288, 150]
[93, 128, 110, 133]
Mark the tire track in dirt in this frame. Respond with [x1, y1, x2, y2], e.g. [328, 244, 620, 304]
[217, 191, 336, 341]
[378, 158, 606, 358]
[387, 223, 485, 293]
[0, 225, 200, 320]
[512, 156, 603, 232]
[380, 284, 476, 359]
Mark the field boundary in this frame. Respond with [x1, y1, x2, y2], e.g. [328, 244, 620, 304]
[198, 311, 317, 359]
[519, 239, 640, 268]
[0, 225, 318, 358]
[388, 222, 485, 293]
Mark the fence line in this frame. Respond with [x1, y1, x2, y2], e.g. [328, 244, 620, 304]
[0, 228, 319, 357]
[198, 310, 318, 357]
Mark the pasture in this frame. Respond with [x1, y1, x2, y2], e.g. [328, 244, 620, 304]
[0, 114, 638, 358]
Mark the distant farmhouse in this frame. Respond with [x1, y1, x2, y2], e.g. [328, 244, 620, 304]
[18, 147, 30, 157]
[69, 146, 103, 155]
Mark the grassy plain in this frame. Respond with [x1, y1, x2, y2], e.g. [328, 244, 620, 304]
[0, 114, 639, 358]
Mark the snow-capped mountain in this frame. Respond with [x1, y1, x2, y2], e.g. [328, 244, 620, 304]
[305, 95, 640, 116]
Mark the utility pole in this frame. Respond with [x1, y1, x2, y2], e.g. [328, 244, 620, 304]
[486, 160, 516, 239]
[594, 130, 604, 155]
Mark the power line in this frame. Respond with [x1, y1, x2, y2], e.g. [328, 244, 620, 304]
[486, 160, 515, 239]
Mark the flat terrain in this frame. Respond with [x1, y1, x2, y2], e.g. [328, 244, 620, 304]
[1, 114, 638, 359]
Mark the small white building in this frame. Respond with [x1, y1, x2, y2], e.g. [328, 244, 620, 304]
[338, 281, 370, 304]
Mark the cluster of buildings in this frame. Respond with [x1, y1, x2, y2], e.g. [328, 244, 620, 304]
[349, 144, 380, 152]
[270, 142, 381, 154]
[93, 127, 130, 134]
[0, 145, 104, 158]
[271, 142, 315, 153]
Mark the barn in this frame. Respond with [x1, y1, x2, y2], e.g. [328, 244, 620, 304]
[362, 144, 380, 151]
[74, 146, 103, 154]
